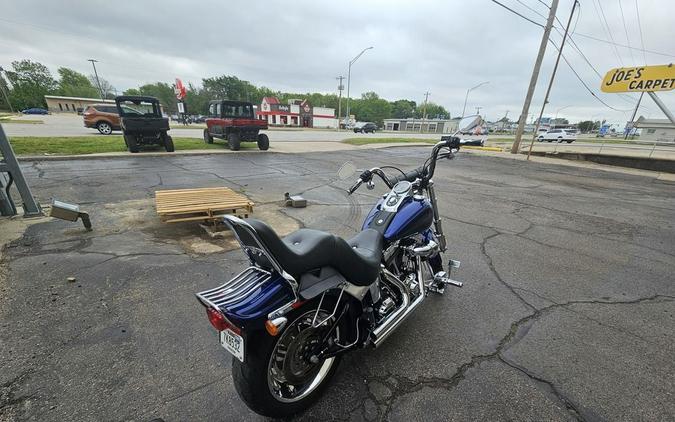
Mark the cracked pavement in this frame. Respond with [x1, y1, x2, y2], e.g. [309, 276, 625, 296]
[1, 148, 674, 421]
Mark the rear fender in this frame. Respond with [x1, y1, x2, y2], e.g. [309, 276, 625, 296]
[196, 267, 294, 331]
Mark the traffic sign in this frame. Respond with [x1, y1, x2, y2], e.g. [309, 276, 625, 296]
[601, 64, 675, 93]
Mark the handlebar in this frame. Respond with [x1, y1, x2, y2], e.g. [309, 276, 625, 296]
[347, 137, 460, 194]
[389, 167, 425, 185]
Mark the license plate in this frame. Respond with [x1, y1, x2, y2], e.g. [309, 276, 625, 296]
[220, 329, 244, 362]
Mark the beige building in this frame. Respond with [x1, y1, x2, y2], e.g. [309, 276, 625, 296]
[383, 118, 459, 133]
[633, 116, 675, 142]
[44, 95, 114, 113]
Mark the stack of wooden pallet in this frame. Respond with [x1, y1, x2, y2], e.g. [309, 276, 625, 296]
[155, 187, 253, 223]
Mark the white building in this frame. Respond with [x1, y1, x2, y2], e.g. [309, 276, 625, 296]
[633, 116, 675, 142]
[257, 97, 337, 128]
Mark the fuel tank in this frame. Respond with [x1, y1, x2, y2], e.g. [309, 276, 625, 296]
[362, 196, 434, 242]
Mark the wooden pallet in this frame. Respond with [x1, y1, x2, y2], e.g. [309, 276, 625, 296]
[155, 187, 253, 223]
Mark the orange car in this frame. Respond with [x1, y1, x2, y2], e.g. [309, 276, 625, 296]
[83, 104, 121, 135]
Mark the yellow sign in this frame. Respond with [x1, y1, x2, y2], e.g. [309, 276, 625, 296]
[601, 64, 675, 93]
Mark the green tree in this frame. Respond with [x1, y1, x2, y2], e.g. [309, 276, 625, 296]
[57, 67, 98, 98]
[89, 76, 117, 99]
[202, 75, 258, 102]
[184, 82, 210, 115]
[122, 88, 141, 96]
[136, 82, 177, 112]
[577, 120, 598, 133]
[351, 92, 392, 126]
[414, 102, 449, 119]
[4, 59, 57, 110]
[391, 99, 416, 119]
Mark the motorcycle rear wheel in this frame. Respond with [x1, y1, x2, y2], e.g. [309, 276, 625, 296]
[232, 300, 344, 417]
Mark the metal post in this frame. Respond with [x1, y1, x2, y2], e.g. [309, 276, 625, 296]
[0, 124, 42, 216]
[511, 0, 559, 154]
[625, 92, 644, 139]
[0, 67, 13, 113]
[647, 91, 675, 125]
[527, 0, 578, 161]
[88, 59, 104, 100]
[336, 76, 344, 131]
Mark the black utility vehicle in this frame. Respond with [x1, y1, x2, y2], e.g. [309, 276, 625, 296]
[115, 95, 174, 153]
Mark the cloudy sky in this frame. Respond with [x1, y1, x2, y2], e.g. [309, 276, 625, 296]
[1, 0, 673, 123]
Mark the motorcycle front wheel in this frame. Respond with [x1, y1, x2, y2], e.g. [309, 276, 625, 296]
[232, 301, 344, 417]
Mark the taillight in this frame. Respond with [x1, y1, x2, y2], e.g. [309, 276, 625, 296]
[206, 307, 240, 334]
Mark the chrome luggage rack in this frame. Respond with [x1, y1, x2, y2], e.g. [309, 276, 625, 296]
[196, 266, 272, 311]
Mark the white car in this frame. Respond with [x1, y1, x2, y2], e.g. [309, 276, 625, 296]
[537, 128, 577, 143]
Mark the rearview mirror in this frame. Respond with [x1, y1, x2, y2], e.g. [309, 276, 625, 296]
[458, 115, 482, 133]
[337, 162, 357, 180]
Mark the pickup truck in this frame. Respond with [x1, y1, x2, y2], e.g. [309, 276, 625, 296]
[203, 100, 269, 150]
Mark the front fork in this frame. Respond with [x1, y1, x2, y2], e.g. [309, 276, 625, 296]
[425, 181, 463, 293]
[427, 182, 446, 253]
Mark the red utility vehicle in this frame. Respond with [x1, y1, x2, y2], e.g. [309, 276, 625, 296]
[203, 100, 269, 151]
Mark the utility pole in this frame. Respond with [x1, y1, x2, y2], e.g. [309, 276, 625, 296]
[422, 91, 431, 132]
[510, 0, 559, 154]
[527, 0, 578, 160]
[0, 66, 13, 113]
[475, 106, 482, 115]
[422, 91, 431, 119]
[336, 76, 344, 131]
[88, 59, 104, 99]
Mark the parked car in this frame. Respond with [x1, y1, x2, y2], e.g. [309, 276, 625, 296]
[21, 108, 49, 115]
[537, 128, 577, 143]
[354, 122, 377, 133]
[83, 104, 121, 135]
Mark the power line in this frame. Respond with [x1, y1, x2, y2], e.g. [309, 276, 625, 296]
[592, 0, 624, 65]
[489, 0, 544, 27]
[617, 0, 636, 63]
[536, 0, 551, 9]
[634, 0, 648, 64]
[571, 32, 675, 59]
[548, 38, 632, 112]
[515, 0, 548, 20]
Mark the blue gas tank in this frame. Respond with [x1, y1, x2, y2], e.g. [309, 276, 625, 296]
[362, 196, 434, 242]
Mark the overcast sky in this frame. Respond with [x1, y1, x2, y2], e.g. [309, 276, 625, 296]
[1, 0, 673, 123]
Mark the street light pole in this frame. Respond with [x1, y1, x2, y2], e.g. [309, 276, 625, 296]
[461, 81, 489, 118]
[555, 105, 571, 121]
[88, 59, 104, 99]
[345, 46, 373, 126]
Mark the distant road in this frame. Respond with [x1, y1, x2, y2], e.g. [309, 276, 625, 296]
[2, 114, 441, 142]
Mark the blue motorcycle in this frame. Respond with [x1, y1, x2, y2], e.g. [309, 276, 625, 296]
[196, 135, 465, 417]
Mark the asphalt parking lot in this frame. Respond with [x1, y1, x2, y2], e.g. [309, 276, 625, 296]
[1, 147, 674, 421]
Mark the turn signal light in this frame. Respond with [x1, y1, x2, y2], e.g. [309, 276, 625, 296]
[265, 317, 288, 336]
[206, 307, 240, 334]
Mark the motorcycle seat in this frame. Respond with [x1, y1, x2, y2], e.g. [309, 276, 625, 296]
[246, 219, 383, 286]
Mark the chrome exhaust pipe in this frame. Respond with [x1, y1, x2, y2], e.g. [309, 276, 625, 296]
[371, 268, 425, 347]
